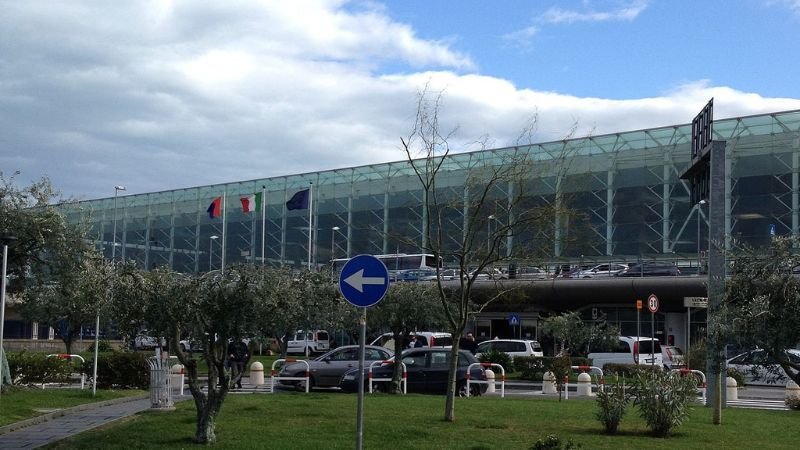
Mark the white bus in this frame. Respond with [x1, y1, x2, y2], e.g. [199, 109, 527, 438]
[331, 254, 441, 279]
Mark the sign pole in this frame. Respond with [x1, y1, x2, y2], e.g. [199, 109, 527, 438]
[651, 310, 655, 368]
[687, 306, 691, 369]
[636, 299, 642, 363]
[356, 307, 366, 450]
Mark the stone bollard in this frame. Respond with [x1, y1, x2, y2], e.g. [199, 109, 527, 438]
[250, 361, 265, 386]
[576, 372, 592, 396]
[484, 369, 495, 393]
[170, 364, 185, 396]
[726, 376, 738, 402]
[786, 381, 800, 404]
[542, 371, 557, 394]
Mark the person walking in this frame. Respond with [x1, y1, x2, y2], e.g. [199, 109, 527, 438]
[460, 332, 477, 354]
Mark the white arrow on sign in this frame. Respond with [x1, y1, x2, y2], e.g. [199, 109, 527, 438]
[344, 269, 385, 293]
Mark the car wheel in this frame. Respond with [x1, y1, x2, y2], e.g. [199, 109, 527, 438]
[298, 376, 315, 392]
[457, 381, 468, 397]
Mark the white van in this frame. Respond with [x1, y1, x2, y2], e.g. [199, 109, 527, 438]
[588, 336, 663, 369]
[286, 330, 330, 355]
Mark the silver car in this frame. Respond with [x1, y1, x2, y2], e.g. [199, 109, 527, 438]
[726, 349, 800, 386]
[278, 345, 393, 390]
[570, 263, 628, 278]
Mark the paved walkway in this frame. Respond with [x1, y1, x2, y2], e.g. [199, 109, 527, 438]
[0, 395, 157, 449]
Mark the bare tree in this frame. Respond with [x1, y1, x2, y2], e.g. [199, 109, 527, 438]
[400, 86, 577, 421]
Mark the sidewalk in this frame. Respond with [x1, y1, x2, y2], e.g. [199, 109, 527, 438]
[0, 395, 162, 449]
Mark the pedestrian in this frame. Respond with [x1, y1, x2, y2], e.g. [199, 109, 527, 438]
[460, 332, 477, 354]
[227, 339, 250, 389]
[408, 334, 423, 348]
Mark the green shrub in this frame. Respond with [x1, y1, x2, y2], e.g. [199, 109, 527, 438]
[602, 363, 661, 378]
[631, 370, 700, 437]
[6, 351, 74, 385]
[515, 356, 592, 381]
[595, 382, 630, 434]
[726, 367, 745, 388]
[83, 351, 150, 389]
[478, 349, 513, 373]
[88, 339, 114, 353]
[529, 434, 581, 450]
[686, 339, 706, 371]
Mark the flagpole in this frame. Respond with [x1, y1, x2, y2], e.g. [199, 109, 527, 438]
[307, 183, 313, 270]
[221, 189, 227, 274]
[261, 185, 266, 266]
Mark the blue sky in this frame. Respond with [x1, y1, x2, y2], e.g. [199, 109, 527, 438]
[1, 0, 799, 200]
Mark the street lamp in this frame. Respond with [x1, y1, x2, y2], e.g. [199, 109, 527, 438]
[331, 227, 340, 260]
[112, 185, 126, 261]
[0, 234, 18, 396]
[488, 215, 496, 254]
[209, 235, 219, 271]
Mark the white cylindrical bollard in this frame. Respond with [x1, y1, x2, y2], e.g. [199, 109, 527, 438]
[543, 371, 557, 394]
[170, 364, 185, 396]
[250, 361, 265, 386]
[485, 369, 495, 393]
[786, 381, 800, 403]
[726, 376, 738, 402]
[576, 372, 592, 396]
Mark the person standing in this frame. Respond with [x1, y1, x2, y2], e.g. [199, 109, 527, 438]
[460, 332, 477, 354]
[228, 339, 250, 389]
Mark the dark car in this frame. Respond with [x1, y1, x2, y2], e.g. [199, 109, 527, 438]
[339, 348, 487, 396]
[277, 345, 393, 390]
[615, 262, 680, 277]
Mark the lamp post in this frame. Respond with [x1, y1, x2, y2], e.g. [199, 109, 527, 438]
[331, 226, 340, 260]
[487, 215, 495, 254]
[209, 235, 219, 271]
[0, 234, 18, 395]
[94, 185, 124, 396]
[112, 185, 126, 261]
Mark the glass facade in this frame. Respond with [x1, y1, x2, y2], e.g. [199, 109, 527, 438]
[61, 110, 800, 272]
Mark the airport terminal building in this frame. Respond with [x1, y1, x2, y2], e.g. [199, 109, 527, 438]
[17, 109, 800, 350]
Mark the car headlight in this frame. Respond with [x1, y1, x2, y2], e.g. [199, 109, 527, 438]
[342, 373, 355, 381]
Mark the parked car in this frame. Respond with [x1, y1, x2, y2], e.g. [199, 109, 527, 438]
[277, 345, 393, 390]
[615, 262, 680, 277]
[339, 348, 487, 396]
[286, 330, 330, 356]
[370, 331, 452, 350]
[132, 332, 164, 350]
[418, 269, 457, 281]
[475, 339, 544, 361]
[391, 268, 438, 282]
[726, 349, 800, 386]
[468, 268, 506, 280]
[661, 345, 686, 370]
[587, 336, 664, 369]
[510, 266, 551, 280]
[570, 263, 628, 278]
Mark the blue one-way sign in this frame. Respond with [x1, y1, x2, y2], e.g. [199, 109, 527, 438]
[339, 254, 389, 308]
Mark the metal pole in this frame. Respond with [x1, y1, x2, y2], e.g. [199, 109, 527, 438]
[686, 307, 691, 369]
[0, 244, 9, 395]
[356, 307, 366, 450]
[209, 236, 218, 270]
[97, 186, 124, 396]
[651, 312, 655, 368]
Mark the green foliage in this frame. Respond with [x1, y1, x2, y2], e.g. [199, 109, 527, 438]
[515, 356, 591, 380]
[721, 236, 800, 386]
[529, 434, 581, 450]
[6, 351, 74, 384]
[541, 311, 619, 356]
[595, 382, 630, 434]
[88, 340, 114, 353]
[84, 351, 149, 389]
[478, 348, 513, 373]
[726, 367, 745, 388]
[786, 394, 800, 410]
[632, 371, 700, 437]
[550, 355, 572, 401]
[601, 363, 660, 378]
[686, 339, 706, 372]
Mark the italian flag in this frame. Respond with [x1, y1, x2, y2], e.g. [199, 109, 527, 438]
[240, 192, 262, 214]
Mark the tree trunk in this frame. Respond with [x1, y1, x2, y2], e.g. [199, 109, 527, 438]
[444, 338, 462, 422]
[391, 330, 404, 394]
[194, 396, 222, 444]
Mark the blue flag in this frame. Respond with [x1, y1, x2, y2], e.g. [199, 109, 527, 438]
[286, 189, 310, 210]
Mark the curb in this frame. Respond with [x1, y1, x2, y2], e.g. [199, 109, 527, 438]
[0, 393, 149, 436]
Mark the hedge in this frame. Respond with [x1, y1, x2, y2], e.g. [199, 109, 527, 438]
[7, 350, 150, 389]
[514, 356, 592, 380]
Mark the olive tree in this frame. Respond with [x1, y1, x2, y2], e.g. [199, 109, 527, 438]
[540, 311, 619, 357]
[717, 236, 800, 385]
[369, 281, 445, 392]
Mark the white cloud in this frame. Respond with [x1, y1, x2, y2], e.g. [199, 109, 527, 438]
[0, 1, 797, 201]
[541, 0, 649, 24]
[501, 26, 539, 50]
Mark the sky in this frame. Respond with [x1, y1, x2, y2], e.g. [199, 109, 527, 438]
[2, 0, 800, 201]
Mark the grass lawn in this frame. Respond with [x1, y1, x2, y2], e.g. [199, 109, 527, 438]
[0, 388, 146, 426]
[44, 392, 796, 449]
